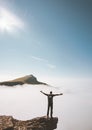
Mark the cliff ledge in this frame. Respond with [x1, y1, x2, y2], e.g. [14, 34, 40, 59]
[0, 115, 58, 130]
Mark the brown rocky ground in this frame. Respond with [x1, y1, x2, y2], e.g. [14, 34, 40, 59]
[0, 116, 58, 130]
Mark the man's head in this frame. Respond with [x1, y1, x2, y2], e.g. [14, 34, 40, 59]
[50, 91, 52, 94]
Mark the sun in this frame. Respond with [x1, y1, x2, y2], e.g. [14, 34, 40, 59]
[0, 17, 13, 32]
[0, 7, 24, 33]
[0, 7, 15, 33]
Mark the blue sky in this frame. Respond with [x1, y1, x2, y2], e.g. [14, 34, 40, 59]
[0, 0, 92, 80]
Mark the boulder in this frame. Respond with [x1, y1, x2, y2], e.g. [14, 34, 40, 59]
[0, 116, 58, 130]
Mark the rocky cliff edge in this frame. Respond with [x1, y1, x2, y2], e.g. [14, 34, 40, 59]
[0, 116, 58, 130]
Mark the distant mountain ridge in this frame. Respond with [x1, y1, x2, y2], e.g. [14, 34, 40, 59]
[0, 75, 47, 86]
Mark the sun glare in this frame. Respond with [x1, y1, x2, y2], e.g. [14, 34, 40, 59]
[0, 17, 13, 32]
[0, 7, 24, 33]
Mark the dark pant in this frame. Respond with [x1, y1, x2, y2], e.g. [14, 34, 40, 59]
[47, 103, 53, 118]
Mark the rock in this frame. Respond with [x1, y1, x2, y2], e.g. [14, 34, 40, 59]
[0, 116, 58, 130]
[0, 75, 47, 86]
[0, 116, 13, 130]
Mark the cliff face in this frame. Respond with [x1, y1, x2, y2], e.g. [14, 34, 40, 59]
[0, 116, 58, 130]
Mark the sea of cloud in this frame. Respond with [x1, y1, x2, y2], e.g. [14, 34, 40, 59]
[0, 79, 92, 130]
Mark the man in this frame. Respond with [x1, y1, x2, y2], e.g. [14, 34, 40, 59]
[40, 91, 63, 118]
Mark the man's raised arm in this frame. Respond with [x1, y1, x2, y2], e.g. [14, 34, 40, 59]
[40, 91, 48, 96]
[53, 93, 63, 96]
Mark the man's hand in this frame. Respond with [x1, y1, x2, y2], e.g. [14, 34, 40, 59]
[60, 93, 63, 95]
[40, 91, 48, 96]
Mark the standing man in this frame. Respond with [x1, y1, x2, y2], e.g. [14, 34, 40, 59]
[40, 91, 63, 118]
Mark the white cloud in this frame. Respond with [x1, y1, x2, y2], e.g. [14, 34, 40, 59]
[0, 7, 24, 33]
[31, 56, 56, 69]
[31, 56, 48, 62]
[47, 64, 56, 69]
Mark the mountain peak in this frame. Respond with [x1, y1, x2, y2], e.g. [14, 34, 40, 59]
[0, 74, 47, 86]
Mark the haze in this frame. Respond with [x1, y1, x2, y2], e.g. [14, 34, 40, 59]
[0, 79, 92, 130]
